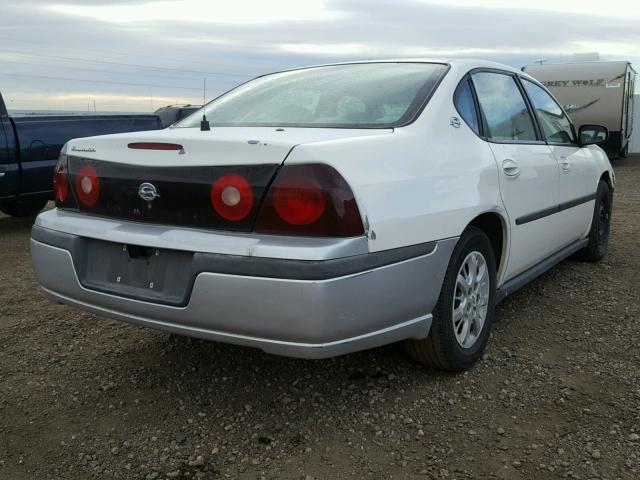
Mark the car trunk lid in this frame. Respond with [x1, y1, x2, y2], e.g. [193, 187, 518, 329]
[62, 126, 391, 232]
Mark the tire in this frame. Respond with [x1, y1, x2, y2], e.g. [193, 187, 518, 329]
[0, 197, 48, 217]
[577, 180, 612, 262]
[405, 226, 497, 371]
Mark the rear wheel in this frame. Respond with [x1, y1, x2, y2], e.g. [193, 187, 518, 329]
[577, 180, 612, 262]
[0, 197, 48, 217]
[405, 226, 496, 371]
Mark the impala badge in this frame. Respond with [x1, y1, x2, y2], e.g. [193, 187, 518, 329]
[71, 146, 96, 153]
[138, 182, 160, 202]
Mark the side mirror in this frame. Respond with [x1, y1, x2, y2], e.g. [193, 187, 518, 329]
[579, 124, 608, 146]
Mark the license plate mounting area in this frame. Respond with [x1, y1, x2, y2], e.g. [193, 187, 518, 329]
[77, 239, 194, 306]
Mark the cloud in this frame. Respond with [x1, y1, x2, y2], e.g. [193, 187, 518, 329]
[49, 0, 342, 24]
[417, 0, 640, 18]
[0, 0, 637, 111]
[280, 43, 367, 56]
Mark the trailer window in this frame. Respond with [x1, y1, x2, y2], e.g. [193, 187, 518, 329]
[522, 79, 577, 145]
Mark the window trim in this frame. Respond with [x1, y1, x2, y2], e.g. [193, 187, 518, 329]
[0, 93, 8, 119]
[174, 61, 451, 130]
[453, 75, 484, 138]
[518, 76, 579, 148]
[467, 67, 546, 146]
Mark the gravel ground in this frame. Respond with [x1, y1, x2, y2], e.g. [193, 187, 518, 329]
[1, 157, 639, 480]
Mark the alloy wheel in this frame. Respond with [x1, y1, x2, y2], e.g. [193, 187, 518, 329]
[452, 251, 490, 349]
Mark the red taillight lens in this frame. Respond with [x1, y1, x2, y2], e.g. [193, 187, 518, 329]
[255, 164, 364, 237]
[211, 173, 254, 221]
[272, 173, 326, 225]
[53, 160, 69, 204]
[74, 166, 100, 207]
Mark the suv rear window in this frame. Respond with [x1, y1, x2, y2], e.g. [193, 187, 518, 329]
[176, 63, 448, 129]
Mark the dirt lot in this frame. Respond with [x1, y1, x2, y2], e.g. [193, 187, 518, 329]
[1, 158, 639, 480]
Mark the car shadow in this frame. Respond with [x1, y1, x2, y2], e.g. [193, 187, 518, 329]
[107, 324, 455, 413]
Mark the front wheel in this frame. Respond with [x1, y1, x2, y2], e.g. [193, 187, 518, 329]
[405, 226, 497, 371]
[577, 180, 612, 262]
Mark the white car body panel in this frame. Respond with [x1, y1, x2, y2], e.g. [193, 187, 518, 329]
[69, 126, 393, 167]
[285, 69, 505, 255]
[29, 59, 615, 359]
[552, 143, 603, 240]
[487, 141, 562, 280]
[50, 58, 615, 285]
[66, 62, 515, 255]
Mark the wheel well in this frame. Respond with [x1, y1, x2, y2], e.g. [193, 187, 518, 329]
[469, 213, 505, 272]
[600, 171, 613, 190]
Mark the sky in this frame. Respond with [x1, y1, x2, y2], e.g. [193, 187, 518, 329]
[0, 0, 638, 112]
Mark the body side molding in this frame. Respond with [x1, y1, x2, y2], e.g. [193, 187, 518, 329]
[515, 193, 596, 226]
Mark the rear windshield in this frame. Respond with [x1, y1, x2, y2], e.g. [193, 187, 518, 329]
[176, 63, 448, 129]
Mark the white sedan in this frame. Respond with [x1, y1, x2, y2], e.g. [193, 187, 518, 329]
[30, 59, 614, 371]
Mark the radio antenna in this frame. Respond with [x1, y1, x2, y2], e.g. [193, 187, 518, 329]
[200, 78, 210, 131]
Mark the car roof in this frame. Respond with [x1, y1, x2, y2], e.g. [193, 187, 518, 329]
[270, 58, 523, 75]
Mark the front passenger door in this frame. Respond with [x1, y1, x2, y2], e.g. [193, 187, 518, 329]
[471, 71, 559, 281]
[521, 79, 597, 243]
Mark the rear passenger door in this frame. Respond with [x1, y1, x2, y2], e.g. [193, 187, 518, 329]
[470, 70, 560, 280]
[521, 78, 597, 243]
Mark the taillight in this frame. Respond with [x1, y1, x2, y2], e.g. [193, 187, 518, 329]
[53, 159, 69, 204]
[272, 173, 326, 225]
[74, 166, 100, 207]
[211, 173, 254, 221]
[255, 164, 364, 237]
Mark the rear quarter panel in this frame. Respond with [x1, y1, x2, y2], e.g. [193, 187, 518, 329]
[284, 77, 506, 254]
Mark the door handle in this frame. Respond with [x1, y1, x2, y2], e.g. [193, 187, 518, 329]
[559, 156, 570, 171]
[502, 158, 520, 177]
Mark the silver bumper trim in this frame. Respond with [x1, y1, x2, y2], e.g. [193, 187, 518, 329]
[31, 235, 458, 358]
[41, 285, 432, 359]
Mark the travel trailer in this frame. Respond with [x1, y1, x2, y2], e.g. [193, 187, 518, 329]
[523, 61, 636, 157]
[631, 95, 640, 154]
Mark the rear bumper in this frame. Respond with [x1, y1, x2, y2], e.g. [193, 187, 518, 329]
[30, 221, 457, 358]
